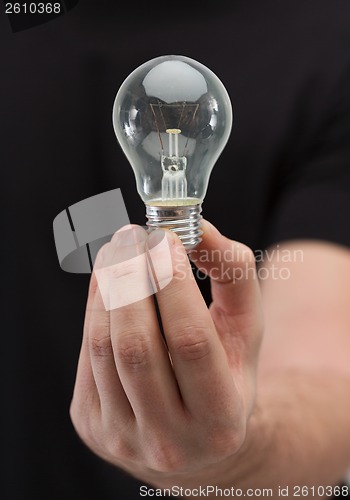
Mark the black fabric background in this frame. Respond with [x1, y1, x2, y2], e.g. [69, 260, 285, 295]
[1, 1, 350, 498]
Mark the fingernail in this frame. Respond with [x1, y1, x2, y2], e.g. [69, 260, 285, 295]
[147, 228, 175, 250]
[112, 225, 147, 247]
[146, 229, 174, 290]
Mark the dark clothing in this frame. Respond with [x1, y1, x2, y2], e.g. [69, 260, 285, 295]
[1, 0, 350, 498]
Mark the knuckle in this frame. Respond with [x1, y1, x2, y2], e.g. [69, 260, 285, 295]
[105, 434, 135, 461]
[115, 334, 152, 369]
[172, 325, 212, 361]
[89, 331, 113, 358]
[147, 438, 186, 473]
[208, 427, 245, 457]
[70, 396, 137, 463]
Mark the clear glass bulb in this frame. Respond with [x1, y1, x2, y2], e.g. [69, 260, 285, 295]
[112, 55, 233, 250]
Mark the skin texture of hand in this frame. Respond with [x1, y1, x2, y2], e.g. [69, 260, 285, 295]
[71, 223, 350, 497]
[70, 221, 264, 484]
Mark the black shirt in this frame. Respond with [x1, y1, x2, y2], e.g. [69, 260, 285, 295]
[1, 1, 350, 498]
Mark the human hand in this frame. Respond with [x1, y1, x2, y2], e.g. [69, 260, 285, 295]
[70, 221, 263, 486]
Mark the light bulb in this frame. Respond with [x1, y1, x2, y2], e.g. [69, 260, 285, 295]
[112, 55, 233, 250]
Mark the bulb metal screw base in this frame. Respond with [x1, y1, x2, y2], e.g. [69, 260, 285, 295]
[146, 203, 203, 251]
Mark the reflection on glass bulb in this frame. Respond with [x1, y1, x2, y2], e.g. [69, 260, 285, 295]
[112, 55, 233, 250]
